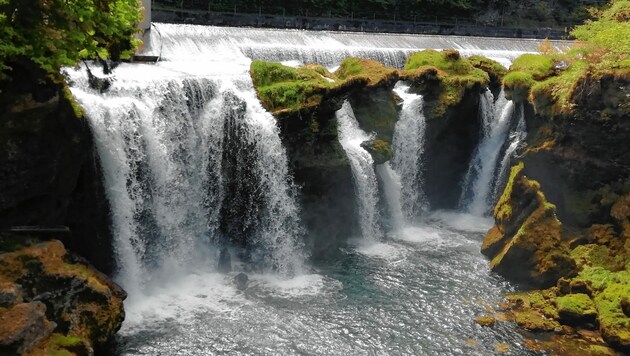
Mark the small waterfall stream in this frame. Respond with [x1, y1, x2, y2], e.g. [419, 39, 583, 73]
[460, 89, 526, 216]
[460, 90, 510, 215]
[336, 100, 383, 240]
[376, 163, 405, 231]
[391, 82, 428, 218]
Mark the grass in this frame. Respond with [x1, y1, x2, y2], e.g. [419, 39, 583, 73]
[503, 0, 630, 117]
[250, 58, 398, 114]
[509, 54, 555, 81]
[402, 49, 489, 117]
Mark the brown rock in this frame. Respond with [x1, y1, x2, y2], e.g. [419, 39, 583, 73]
[0, 302, 55, 354]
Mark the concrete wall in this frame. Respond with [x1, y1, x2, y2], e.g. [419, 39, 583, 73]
[140, 0, 151, 30]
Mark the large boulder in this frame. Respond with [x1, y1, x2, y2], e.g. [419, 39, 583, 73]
[0, 237, 126, 355]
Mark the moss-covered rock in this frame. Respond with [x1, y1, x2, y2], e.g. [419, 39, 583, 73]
[556, 293, 598, 327]
[573, 268, 630, 351]
[482, 162, 576, 287]
[250, 58, 399, 115]
[402, 49, 489, 117]
[0, 237, 126, 355]
[360, 139, 393, 165]
[467, 55, 507, 93]
[474, 315, 496, 327]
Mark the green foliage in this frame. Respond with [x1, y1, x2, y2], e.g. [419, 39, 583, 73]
[504, 0, 630, 117]
[509, 54, 555, 80]
[0, 0, 142, 79]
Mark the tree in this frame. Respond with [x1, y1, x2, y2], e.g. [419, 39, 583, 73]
[0, 0, 142, 79]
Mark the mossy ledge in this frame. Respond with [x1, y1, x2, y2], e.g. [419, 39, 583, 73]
[401, 49, 492, 118]
[0, 236, 126, 355]
[250, 50, 503, 120]
[250, 58, 399, 116]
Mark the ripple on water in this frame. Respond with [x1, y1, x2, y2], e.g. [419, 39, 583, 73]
[116, 220, 533, 356]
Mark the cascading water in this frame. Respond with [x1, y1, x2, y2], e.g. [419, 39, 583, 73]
[375, 163, 405, 231]
[391, 82, 427, 219]
[459, 89, 517, 216]
[63, 23, 557, 355]
[336, 101, 383, 240]
[67, 62, 305, 291]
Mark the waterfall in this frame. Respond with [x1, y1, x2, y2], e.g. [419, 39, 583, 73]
[460, 89, 515, 216]
[376, 163, 405, 231]
[336, 101, 383, 240]
[143, 23, 569, 69]
[67, 64, 304, 289]
[391, 82, 427, 219]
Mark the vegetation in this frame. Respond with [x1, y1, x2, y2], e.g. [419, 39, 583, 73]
[504, 0, 630, 116]
[403, 49, 489, 116]
[250, 58, 398, 114]
[157, 0, 599, 28]
[0, 0, 143, 79]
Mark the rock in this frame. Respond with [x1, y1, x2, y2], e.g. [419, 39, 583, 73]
[0, 302, 55, 354]
[482, 162, 576, 287]
[218, 247, 232, 274]
[0, 239, 125, 353]
[621, 298, 630, 317]
[0, 61, 114, 274]
[474, 315, 496, 327]
[556, 293, 598, 328]
[360, 139, 393, 164]
[0, 279, 21, 307]
[233, 273, 249, 291]
[557, 277, 571, 295]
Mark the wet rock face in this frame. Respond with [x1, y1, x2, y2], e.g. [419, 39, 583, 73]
[482, 163, 576, 288]
[422, 87, 482, 209]
[0, 302, 55, 354]
[0, 238, 126, 355]
[0, 61, 114, 274]
[277, 96, 359, 257]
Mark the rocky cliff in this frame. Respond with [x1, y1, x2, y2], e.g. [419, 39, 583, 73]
[0, 61, 114, 275]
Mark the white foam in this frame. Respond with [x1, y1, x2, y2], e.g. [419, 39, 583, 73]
[428, 210, 494, 233]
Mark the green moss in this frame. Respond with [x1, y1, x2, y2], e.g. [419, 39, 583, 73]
[503, 0, 630, 118]
[503, 71, 535, 102]
[530, 59, 589, 117]
[250, 58, 397, 114]
[557, 293, 597, 316]
[570, 244, 626, 271]
[62, 86, 85, 119]
[494, 162, 525, 222]
[509, 54, 555, 80]
[49, 333, 82, 347]
[468, 55, 507, 83]
[403, 49, 489, 117]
